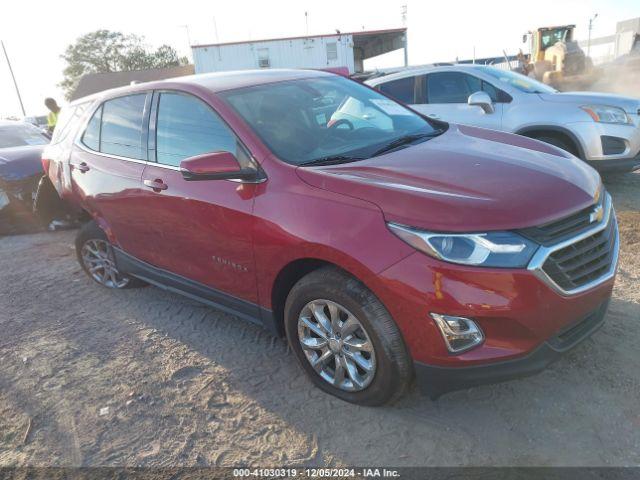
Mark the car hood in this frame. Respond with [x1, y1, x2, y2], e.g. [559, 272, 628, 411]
[538, 92, 640, 114]
[0, 145, 44, 182]
[296, 124, 601, 232]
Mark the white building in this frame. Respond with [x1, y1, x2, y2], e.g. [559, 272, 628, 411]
[191, 28, 407, 75]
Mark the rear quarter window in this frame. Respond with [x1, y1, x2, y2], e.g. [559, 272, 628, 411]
[81, 106, 102, 151]
[51, 102, 89, 144]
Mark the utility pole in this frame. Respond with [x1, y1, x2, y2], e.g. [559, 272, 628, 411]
[402, 5, 408, 66]
[305, 11, 309, 36]
[180, 25, 192, 63]
[1, 40, 26, 117]
[213, 16, 220, 43]
[180, 25, 192, 47]
[587, 13, 598, 58]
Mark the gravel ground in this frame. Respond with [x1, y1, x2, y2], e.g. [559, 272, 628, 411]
[0, 173, 639, 468]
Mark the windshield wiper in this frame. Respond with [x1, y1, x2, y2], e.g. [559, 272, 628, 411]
[299, 155, 365, 167]
[299, 130, 444, 166]
[371, 131, 442, 158]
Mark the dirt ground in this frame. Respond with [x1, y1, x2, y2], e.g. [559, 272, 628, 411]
[0, 173, 639, 468]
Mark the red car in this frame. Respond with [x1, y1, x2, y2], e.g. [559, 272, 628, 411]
[42, 70, 618, 405]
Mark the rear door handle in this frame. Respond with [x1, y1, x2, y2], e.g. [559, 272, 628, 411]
[74, 162, 90, 173]
[144, 179, 168, 191]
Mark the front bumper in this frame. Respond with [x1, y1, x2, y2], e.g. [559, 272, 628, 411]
[568, 117, 640, 170]
[586, 154, 640, 173]
[372, 200, 618, 398]
[414, 299, 610, 398]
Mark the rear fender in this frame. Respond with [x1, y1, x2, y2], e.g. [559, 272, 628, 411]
[33, 175, 83, 226]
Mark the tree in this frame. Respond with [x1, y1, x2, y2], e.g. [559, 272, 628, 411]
[60, 30, 188, 99]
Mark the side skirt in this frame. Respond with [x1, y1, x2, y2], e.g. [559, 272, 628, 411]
[113, 248, 280, 336]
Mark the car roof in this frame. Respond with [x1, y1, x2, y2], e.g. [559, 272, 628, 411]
[366, 64, 495, 85]
[69, 69, 331, 106]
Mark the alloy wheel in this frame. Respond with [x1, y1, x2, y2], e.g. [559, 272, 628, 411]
[297, 299, 376, 392]
[80, 239, 129, 288]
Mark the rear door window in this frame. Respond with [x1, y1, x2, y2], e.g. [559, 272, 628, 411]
[378, 76, 416, 104]
[155, 92, 238, 167]
[99, 94, 147, 160]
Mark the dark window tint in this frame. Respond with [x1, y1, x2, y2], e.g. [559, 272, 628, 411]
[156, 92, 238, 167]
[465, 75, 482, 94]
[418, 73, 501, 104]
[81, 106, 102, 151]
[378, 76, 415, 104]
[100, 94, 146, 159]
[481, 81, 499, 102]
[427, 72, 479, 103]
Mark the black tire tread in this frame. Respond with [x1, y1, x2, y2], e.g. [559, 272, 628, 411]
[284, 266, 413, 405]
[75, 220, 146, 289]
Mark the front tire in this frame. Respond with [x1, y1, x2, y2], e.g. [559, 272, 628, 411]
[75, 220, 145, 289]
[533, 135, 578, 157]
[284, 267, 412, 406]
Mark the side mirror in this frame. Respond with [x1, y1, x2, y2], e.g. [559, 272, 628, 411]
[180, 151, 256, 181]
[468, 91, 495, 114]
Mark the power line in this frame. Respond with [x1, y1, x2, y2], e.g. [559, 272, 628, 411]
[1, 40, 26, 117]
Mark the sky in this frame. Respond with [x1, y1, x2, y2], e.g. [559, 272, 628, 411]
[1, 0, 638, 118]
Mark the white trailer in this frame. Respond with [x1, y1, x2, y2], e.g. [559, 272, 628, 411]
[192, 28, 407, 75]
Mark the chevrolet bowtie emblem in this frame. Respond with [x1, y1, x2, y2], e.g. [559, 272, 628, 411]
[589, 204, 604, 224]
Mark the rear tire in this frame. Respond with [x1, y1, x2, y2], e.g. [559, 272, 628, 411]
[284, 267, 412, 406]
[75, 220, 146, 289]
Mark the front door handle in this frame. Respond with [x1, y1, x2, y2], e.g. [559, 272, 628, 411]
[143, 179, 168, 191]
[427, 113, 441, 119]
[74, 162, 90, 173]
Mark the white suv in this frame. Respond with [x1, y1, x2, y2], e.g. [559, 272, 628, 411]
[366, 65, 640, 173]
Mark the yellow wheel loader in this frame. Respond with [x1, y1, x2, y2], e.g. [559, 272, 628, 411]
[520, 25, 601, 90]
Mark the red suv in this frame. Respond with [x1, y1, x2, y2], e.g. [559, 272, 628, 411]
[42, 70, 618, 405]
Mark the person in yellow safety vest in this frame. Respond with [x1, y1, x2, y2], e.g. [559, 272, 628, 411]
[44, 98, 60, 134]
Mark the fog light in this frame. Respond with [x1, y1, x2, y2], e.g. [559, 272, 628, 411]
[430, 313, 484, 353]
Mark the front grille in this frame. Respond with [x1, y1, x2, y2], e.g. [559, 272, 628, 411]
[541, 214, 617, 291]
[520, 195, 604, 246]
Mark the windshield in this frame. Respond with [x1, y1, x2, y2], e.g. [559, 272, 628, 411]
[0, 124, 49, 149]
[541, 28, 570, 50]
[476, 66, 557, 94]
[220, 75, 441, 165]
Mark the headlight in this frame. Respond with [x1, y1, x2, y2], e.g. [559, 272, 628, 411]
[581, 105, 630, 124]
[388, 223, 538, 268]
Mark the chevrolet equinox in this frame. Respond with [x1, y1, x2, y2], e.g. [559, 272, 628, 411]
[42, 69, 619, 405]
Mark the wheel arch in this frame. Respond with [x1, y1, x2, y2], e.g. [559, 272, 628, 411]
[268, 257, 378, 337]
[515, 125, 585, 159]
